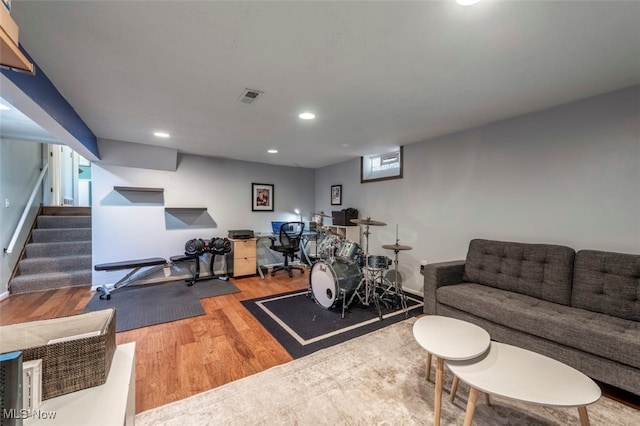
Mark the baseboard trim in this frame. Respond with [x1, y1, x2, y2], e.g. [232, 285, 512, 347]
[0, 291, 10, 301]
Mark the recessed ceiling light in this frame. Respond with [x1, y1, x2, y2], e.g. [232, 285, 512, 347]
[154, 131, 170, 138]
[0, 104, 10, 111]
[267, 149, 278, 154]
[298, 112, 315, 120]
[456, 0, 481, 5]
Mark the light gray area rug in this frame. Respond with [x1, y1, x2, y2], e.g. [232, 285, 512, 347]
[136, 317, 640, 425]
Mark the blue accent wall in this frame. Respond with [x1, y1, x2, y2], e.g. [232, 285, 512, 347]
[1, 45, 99, 158]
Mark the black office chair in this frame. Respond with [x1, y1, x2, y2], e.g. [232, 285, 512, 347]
[269, 221, 305, 277]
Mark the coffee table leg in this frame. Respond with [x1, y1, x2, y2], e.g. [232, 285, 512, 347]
[463, 387, 479, 426]
[578, 406, 591, 426]
[426, 352, 432, 381]
[434, 357, 444, 426]
[450, 376, 459, 402]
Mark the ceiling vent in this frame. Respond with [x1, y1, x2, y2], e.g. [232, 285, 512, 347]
[239, 88, 263, 105]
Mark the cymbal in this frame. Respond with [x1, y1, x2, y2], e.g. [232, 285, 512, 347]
[382, 244, 413, 251]
[311, 212, 332, 218]
[350, 218, 387, 226]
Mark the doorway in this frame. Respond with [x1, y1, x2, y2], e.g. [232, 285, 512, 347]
[47, 144, 91, 207]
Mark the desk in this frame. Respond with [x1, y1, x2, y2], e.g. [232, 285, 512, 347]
[25, 342, 136, 426]
[255, 231, 319, 279]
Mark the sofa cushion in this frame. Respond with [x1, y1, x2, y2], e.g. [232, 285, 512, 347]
[572, 250, 640, 322]
[437, 283, 640, 369]
[463, 239, 575, 305]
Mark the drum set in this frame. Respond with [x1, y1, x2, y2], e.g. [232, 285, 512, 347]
[309, 213, 411, 320]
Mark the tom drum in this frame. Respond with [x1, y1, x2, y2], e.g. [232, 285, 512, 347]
[310, 260, 362, 309]
[316, 234, 339, 258]
[335, 240, 362, 262]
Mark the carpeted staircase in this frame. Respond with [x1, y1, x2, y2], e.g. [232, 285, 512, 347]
[10, 206, 92, 294]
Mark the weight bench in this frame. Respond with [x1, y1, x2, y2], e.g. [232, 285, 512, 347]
[95, 257, 168, 300]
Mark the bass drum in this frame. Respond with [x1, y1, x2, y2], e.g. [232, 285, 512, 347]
[310, 260, 362, 309]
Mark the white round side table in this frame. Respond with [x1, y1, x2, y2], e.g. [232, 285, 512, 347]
[412, 315, 490, 426]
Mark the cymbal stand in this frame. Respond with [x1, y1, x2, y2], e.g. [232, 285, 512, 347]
[388, 225, 408, 316]
[345, 220, 383, 320]
[388, 247, 408, 316]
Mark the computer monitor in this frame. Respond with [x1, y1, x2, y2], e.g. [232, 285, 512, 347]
[271, 221, 302, 234]
[271, 221, 287, 233]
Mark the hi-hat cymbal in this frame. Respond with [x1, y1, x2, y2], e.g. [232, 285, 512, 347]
[382, 244, 413, 251]
[350, 218, 387, 226]
[311, 212, 332, 218]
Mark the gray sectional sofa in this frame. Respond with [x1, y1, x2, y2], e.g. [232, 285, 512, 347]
[424, 238, 640, 396]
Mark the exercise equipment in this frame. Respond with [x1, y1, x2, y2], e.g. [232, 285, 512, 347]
[175, 237, 232, 286]
[95, 257, 168, 300]
[95, 237, 233, 299]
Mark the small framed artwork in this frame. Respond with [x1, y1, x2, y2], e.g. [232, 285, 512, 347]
[331, 184, 342, 206]
[252, 183, 274, 212]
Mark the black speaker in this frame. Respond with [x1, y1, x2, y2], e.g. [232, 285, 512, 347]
[0, 351, 23, 426]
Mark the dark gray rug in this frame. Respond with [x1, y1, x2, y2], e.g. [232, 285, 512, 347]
[241, 289, 424, 358]
[84, 279, 240, 332]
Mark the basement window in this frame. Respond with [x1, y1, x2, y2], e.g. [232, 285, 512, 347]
[360, 146, 403, 183]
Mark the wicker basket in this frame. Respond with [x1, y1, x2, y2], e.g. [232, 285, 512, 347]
[0, 309, 116, 400]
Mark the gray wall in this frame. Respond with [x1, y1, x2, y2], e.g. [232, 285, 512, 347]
[92, 154, 315, 286]
[0, 138, 44, 296]
[315, 86, 640, 293]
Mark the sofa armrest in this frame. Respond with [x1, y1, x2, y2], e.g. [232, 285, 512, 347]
[423, 260, 466, 314]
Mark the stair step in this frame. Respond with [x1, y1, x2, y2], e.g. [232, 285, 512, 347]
[37, 215, 91, 229]
[31, 228, 91, 243]
[25, 241, 92, 258]
[41, 206, 91, 216]
[18, 255, 92, 275]
[10, 270, 92, 294]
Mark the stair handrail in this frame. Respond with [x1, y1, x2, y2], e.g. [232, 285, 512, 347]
[4, 163, 49, 254]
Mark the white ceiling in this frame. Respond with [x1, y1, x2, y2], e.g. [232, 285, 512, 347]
[7, 1, 640, 169]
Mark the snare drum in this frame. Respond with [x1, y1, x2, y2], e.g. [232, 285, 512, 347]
[310, 259, 362, 309]
[367, 255, 393, 270]
[336, 240, 362, 261]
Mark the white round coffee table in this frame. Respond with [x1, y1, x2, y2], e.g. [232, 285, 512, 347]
[413, 315, 490, 426]
[447, 342, 602, 426]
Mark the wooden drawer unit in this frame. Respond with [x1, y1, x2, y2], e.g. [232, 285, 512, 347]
[229, 238, 257, 277]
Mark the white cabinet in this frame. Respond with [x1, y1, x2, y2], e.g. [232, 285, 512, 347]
[324, 225, 360, 243]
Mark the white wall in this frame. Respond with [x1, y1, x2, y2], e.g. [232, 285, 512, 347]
[92, 154, 315, 286]
[0, 138, 44, 296]
[315, 86, 640, 293]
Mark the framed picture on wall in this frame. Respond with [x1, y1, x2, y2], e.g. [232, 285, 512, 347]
[252, 183, 274, 211]
[331, 184, 342, 205]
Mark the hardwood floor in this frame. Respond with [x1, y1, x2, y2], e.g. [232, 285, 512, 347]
[2, 271, 639, 414]
[0, 271, 308, 413]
